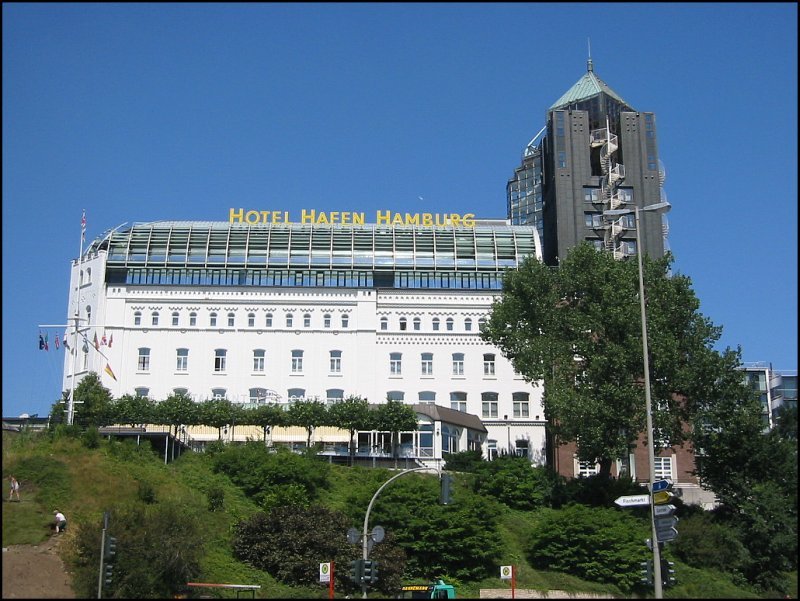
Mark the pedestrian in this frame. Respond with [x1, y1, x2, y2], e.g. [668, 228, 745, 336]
[8, 475, 20, 501]
[54, 510, 67, 533]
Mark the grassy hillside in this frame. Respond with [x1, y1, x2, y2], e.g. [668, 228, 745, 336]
[3, 428, 791, 599]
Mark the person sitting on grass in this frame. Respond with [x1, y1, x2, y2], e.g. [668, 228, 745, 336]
[54, 510, 67, 533]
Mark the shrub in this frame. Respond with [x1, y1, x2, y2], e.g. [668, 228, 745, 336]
[137, 480, 157, 504]
[551, 473, 647, 508]
[206, 485, 225, 512]
[671, 511, 750, 578]
[81, 426, 102, 449]
[443, 450, 484, 472]
[472, 456, 560, 510]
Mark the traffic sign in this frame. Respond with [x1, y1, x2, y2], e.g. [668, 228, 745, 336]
[655, 516, 678, 530]
[614, 494, 650, 507]
[653, 491, 675, 505]
[652, 478, 673, 492]
[500, 565, 513, 580]
[654, 504, 677, 517]
[656, 527, 678, 542]
[319, 562, 331, 583]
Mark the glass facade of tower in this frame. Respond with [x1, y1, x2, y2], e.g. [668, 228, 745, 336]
[507, 143, 544, 241]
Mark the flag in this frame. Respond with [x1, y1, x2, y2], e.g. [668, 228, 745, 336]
[101, 334, 107, 346]
[55, 334, 60, 349]
[93, 333, 99, 350]
[108, 333, 113, 348]
[39, 333, 45, 350]
[44, 333, 49, 351]
[82, 339, 89, 353]
[104, 363, 117, 381]
[81, 210, 86, 242]
[63, 335, 70, 351]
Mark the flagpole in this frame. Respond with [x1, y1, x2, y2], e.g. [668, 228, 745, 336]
[67, 210, 86, 426]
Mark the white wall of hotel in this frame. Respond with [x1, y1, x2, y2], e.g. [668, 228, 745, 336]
[64, 250, 546, 465]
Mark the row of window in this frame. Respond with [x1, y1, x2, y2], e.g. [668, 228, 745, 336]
[130, 386, 533, 418]
[577, 456, 673, 480]
[136, 348, 501, 378]
[381, 316, 486, 332]
[134, 310, 350, 329]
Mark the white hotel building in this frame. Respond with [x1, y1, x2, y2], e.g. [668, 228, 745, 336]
[63, 217, 546, 464]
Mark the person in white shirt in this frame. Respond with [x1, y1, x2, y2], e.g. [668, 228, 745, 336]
[54, 510, 67, 533]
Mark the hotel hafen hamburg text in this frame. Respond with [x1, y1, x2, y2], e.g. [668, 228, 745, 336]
[63, 211, 547, 464]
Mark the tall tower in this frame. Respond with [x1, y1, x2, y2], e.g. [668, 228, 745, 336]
[508, 59, 669, 266]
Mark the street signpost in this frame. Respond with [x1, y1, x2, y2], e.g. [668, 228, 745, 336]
[656, 527, 678, 542]
[654, 504, 677, 517]
[653, 491, 675, 505]
[614, 494, 650, 507]
[652, 478, 673, 492]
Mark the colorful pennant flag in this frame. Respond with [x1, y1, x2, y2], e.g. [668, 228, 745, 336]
[108, 333, 113, 348]
[101, 334, 107, 346]
[93, 333, 99, 350]
[39, 333, 45, 350]
[55, 334, 60, 349]
[81, 210, 86, 242]
[44, 333, 49, 351]
[104, 363, 117, 381]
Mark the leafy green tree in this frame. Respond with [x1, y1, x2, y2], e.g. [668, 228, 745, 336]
[153, 393, 199, 440]
[197, 398, 234, 440]
[328, 395, 374, 464]
[286, 399, 329, 447]
[232, 504, 406, 597]
[374, 400, 418, 463]
[247, 403, 287, 444]
[671, 511, 750, 578]
[72, 372, 114, 429]
[370, 473, 502, 581]
[112, 394, 155, 428]
[524, 504, 649, 592]
[481, 243, 748, 475]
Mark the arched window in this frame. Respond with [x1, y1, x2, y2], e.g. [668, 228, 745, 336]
[432, 317, 440, 331]
[380, 316, 388, 331]
[450, 391, 467, 412]
[227, 312, 235, 327]
[86, 267, 92, 283]
[134, 387, 149, 398]
[399, 317, 407, 331]
[86, 306, 92, 325]
[323, 314, 332, 328]
[266, 313, 273, 327]
[478, 317, 487, 331]
[189, 312, 197, 327]
[134, 311, 142, 326]
[326, 389, 345, 403]
[413, 317, 421, 331]
[418, 391, 436, 404]
[249, 387, 267, 403]
[303, 313, 311, 328]
[209, 312, 218, 327]
[286, 313, 294, 327]
[341, 314, 349, 328]
[446, 317, 454, 331]
[481, 392, 499, 418]
[421, 352, 433, 375]
[248, 313, 255, 327]
[151, 311, 159, 326]
[513, 392, 530, 418]
[172, 311, 180, 326]
[464, 318, 472, 331]
[387, 391, 405, 401]
[211, 388, 226, 400]
[288, 388, 305, 400]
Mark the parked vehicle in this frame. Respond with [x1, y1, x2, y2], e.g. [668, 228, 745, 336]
[398, 579, 456, 599]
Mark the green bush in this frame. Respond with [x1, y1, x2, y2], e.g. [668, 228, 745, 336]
[443, 450, 484, 472]
[137, 480, 157, 504]
[671, 511, 750, 579]
[81, 426, 102, 449]
[206, 485, 225, 512]
[524, 504, 649, 592]
[472, 456, 560, 510]
[551, 473, 647, 508]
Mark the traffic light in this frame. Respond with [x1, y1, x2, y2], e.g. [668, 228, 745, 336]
[639, 560, 652, 586]
[103, 562, 114, 586]
[660, 558, 676, 587]
[363, 559, 378, 584]
[440, 473, 452, 505]
[104, 536, 117, 561]
[349, 559, 364, 584]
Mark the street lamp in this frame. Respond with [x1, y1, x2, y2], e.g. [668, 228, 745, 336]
[603, 201, 671, 599]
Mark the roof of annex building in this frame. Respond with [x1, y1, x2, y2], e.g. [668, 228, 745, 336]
[549, 59, 632, 111]
[87, 220, 542, 270]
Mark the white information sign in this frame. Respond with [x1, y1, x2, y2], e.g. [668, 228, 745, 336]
[319, 562, 331, 583]
[614, 494, 650, 507]
[500, 565, 513, 580]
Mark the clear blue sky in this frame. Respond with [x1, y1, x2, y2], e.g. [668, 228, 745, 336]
[3, 3, 797, 418]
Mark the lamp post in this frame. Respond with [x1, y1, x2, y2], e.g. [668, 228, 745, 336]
[604, 201, 670, 599]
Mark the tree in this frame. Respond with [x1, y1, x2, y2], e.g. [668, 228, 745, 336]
[197, 398, 235, 440]
[247, 403, 287, 445]
[112, 394, 155, 428]
[153, 393, 199, 440]
[481, 243, 746, 476]
[374, 400, 418, 464]
[328, 395, 374, 465]
[72, 372, 114, 429]
[286, 399, 329, 448]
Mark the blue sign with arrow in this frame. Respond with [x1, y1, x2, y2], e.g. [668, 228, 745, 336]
[652, 478, 673, 492]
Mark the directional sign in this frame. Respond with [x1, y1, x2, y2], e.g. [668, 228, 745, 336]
[653, 491, 675, 505]
[654, 504, 677, 517]
[614, 494, 650, 507]
[656, 527, 678, 542]
[652, 478, 673, 492]
[655, 516, 678, 530]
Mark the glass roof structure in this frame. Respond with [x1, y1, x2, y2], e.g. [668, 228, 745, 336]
[90, 221, 541, 272]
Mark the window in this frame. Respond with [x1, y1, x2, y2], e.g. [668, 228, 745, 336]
[210, 312, 217, 327]
[558, 151, 567, 168]
[577, 460, 599, 478]
[135, 387, 149, 398]
[380, 316, 388, 331]
[134, 311, 142, 326]
[253, 349, 265, 372]
[151, 311, 159, 326]
[189, 312, 197, 327]
[214, 349, 227, 372]
[413, 317, 421, 331]
[341, 314, 349, 328]
[654, 456, 673, 480]
[446, 317, 454, 331]
[248, 313, 255, 327]
[399, 317, 407, 331]
[513, 392, 530, 418]
[478, 317, 487, 331]
[330, 350, 342, 373]
[173, 387, 189, 397]
[176, 348, 188, 371]
[288, 388, 305, 400]
[324, 314, 331, 328]
[86, 267, 92, 283]
[584, 187, 602, 202]
[585, 212, 603, 228]
[137, 348, 150, 371]
[432, 317, 440, 331]
[266, 313, 273, 327]
[390, 352, 402, 375]
[482, 392, 499, 418]
[452, 353, 464, 376]
[450, 392, 467, 412]
[212, 388, 226, 400]
[172, 312, 179, 326]
[326, 389, 345, 403]
[228, 313, 235, 327]
[387, 391, 405, 401]
[621, 240, 637, 256]
[483, 353, 496, 376]
[464, 318, 472, 331]
[249, 387, 267, 403]
[303, 313, 311, 328]
[419, 391, 436, 405]
[286, 313, 293, 327]
[291, 350, 304, 372]
[421, 352, 433, 376]
[515, 440, 529, 458]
